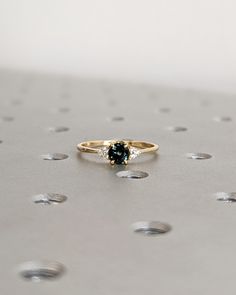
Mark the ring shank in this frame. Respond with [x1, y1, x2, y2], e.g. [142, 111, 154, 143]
[77, 140, 159, 154]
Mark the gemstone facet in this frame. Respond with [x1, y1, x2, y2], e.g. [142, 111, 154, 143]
[129, 147, 140, 160]
[108, 141, 130, 164]
[98, 146, 109, 159]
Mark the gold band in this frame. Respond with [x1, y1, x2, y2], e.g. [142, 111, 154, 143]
[77, 140, 158, 154]
[77, 140, 159, 165]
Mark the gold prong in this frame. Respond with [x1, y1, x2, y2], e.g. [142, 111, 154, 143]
[123, 160, 128, 165]
[110, 160, 115, 165]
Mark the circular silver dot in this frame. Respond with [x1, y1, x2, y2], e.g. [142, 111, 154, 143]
[213, 116, 232, 122]
[42, 153, 69, 160]
[186, 153, 212, 160]
[19, 260, 65, 282]
[132, 221, 171, 236]
[215, 192, 236, 203]
[167, 126, 187, 132]
[48, 126, 69, 133]
[116, 170, 149, 179]
[32, 193, 67, 205]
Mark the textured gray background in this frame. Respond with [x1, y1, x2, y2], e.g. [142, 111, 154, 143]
[0, 69, 236, 294]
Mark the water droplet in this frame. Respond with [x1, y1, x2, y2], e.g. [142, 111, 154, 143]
[1, 116, 14, 122]
[58, 107, 70, 113]
[132, 221, 171, 235]
[42, 153, 69, 160]
[32, 193, 67, 205]
[186, 153, 212, 160]
[213, 116, 232, 122]
[159, 107, 171, 113]
[48, 126, 69, 133]
[167, 126, 187, 132]
[110, 116, 124, 121]
[116, 170, 148, 179]
[215, 192, 236, 203]
[19, 260, 65, 282]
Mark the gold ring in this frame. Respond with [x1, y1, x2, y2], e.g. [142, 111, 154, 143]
[77, 140, 159, 165]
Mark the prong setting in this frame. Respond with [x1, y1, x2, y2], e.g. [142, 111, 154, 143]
[98, 141, 140, 165]
[107, 141, 130, 165]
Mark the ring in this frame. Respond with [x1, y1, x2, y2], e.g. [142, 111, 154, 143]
[77, 140, 159, 165]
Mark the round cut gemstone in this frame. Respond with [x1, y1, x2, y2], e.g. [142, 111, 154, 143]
[108, 142, 130, 164]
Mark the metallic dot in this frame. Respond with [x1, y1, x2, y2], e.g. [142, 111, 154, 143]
[32, 193, 67, 205]
[167, 126, 187, 132]
[215, 192, 236, 203]
[42, 153, 69, 160]
[116, 170, 149, 179]
[19, 260, 65, 282]
[132, 221, 171, 236]
[48, 126, 69, 133]
[213, 116, 232, 122]
[186, 153, 212, 160]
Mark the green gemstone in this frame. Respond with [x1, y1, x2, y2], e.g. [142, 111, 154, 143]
[108, 142, 130, 164]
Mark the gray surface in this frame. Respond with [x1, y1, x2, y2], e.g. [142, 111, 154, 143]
[0, 69, 236, 294]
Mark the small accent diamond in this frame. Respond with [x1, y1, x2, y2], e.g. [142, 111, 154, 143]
[98, 147, 109, 159]
[129, 147, 140, 160]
